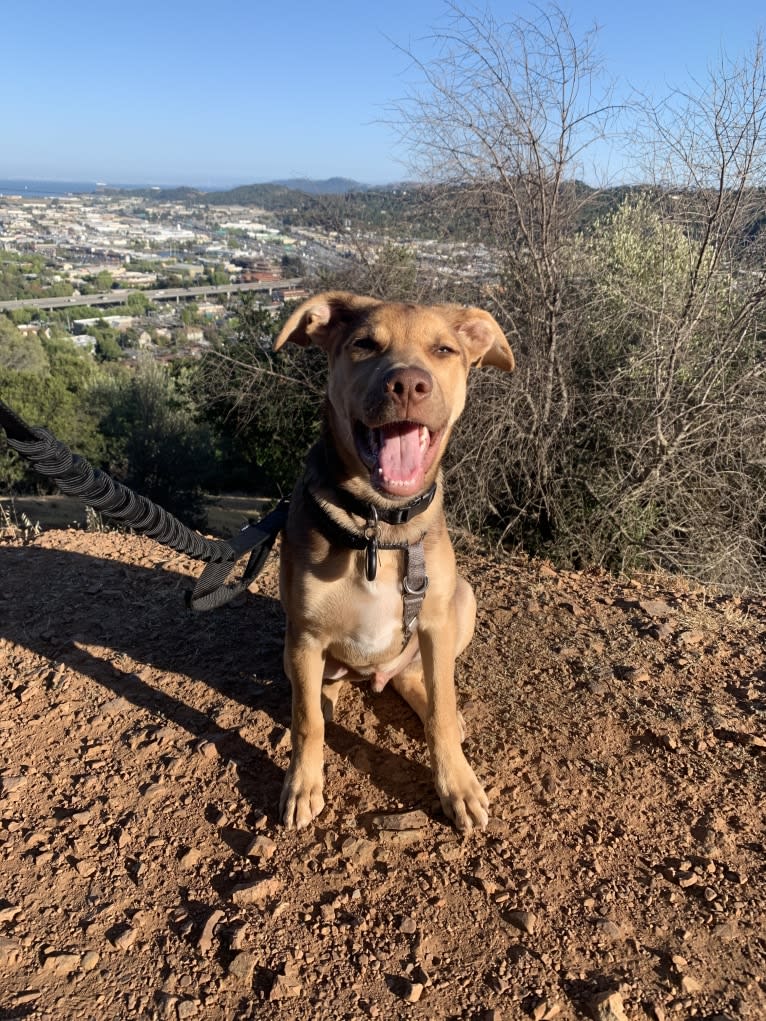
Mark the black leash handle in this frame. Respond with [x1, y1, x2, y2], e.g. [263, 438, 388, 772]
[0, 397, 287, 609]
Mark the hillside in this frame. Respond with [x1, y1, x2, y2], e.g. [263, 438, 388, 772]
[0, 526, 764, 1020]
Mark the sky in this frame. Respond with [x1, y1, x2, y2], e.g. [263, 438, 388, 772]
[0, 0, 764, 188]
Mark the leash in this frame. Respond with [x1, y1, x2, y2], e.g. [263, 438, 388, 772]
[0, 397, 287, 611]
[1, 397, 432, 631]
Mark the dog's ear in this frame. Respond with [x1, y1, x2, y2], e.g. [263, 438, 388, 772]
[273, 292, 378, 352]
[436, 306, 515, 371]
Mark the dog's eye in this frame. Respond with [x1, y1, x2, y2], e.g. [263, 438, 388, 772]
[435, 343, 458, 356]
[352, 337, 379, 353]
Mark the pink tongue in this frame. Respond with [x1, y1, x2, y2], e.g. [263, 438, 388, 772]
[378, 423, 424, 481]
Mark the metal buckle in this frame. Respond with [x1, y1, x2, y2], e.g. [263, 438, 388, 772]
[403, 574, 429, 596]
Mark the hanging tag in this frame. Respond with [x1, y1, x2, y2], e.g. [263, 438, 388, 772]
[363, 505, 379, 582]
[365, 537, 378, 581]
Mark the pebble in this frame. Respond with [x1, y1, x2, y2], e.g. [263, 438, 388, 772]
[228, 951, 257, 984]
[112, 926, 138, 951]
[81, 951, 100, 972]
[231, 876, 283, 905]
[269, 972, 302, 1000]
[371, 809, 429, 831]
[505, 910, 537, 935]
[41, 951, 81, 976]
[591, 990, 629, 1021]
[178, 847, 202, 869]
[245, 835, 276, 860]
[340, 837, 376, 865]
[0, 936, 22, 967]
[394, 977, 424, 1003]
[196, 909, 225, 954]
[593, 917, 623, 940]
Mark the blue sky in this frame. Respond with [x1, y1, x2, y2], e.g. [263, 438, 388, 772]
[1, 0, 763, 187]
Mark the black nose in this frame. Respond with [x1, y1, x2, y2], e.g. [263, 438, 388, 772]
[382, 367, 433, 408]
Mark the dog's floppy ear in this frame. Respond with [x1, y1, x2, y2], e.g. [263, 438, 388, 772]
[436, 305, 515, 371]
[273, 291, 378, 352]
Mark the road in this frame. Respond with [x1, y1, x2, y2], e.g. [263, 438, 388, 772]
[0, 278, 303, 312]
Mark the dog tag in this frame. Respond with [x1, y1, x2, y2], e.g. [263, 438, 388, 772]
[363, 505, 379, 581]
[365, 537, 378, 581]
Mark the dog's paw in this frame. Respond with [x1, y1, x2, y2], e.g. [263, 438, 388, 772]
[280, 768, 325, 830]
[435, 754, 489, 832]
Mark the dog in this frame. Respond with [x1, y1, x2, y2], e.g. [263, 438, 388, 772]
[273, 292, 514, 831]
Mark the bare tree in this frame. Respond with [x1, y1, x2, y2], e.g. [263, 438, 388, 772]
[395, 4, 766, 587]
[395, 2, 617, 542]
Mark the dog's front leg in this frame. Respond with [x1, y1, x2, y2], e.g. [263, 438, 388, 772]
[419, 609, 489, 831]
[280, 628, 326, 829]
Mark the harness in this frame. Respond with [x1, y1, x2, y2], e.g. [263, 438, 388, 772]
[303, 482, 435, 638]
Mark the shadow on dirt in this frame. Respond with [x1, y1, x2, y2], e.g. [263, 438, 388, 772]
[0, 542, 434, 819]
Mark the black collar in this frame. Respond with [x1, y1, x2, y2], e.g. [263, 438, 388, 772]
[302, 481, 436, 582]
[329, 481, 437, 525]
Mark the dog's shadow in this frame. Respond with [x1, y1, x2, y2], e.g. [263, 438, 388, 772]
[0, 541, 434, 821]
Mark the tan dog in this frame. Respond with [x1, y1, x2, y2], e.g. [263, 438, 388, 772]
[273, 292, 514, 831]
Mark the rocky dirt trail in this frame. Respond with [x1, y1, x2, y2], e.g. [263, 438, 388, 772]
[0, 525, 764, 1021]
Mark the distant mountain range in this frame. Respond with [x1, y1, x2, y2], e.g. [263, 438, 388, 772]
[269, 177, 370, 195]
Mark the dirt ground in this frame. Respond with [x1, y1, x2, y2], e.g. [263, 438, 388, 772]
[0, 522, 763, 1021]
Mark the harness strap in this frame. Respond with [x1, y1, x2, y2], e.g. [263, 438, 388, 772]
[304, 485, 430, 640]
[403, 539, 429, 637]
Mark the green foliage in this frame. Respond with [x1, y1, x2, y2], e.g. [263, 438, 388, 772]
[0, 317, 49, 373]
[197, 296, 324, 494]
[0, 332, 105, 490]
[90, 357, 218, 527]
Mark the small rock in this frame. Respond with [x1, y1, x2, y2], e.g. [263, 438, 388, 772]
[370, 809, 429, 831]
[591, 990, 629, 1021]
[0, 905, 21, 924]
[680, 975, 702, 994]
[593, 917, 623, 940]
[197, 909, 225, 954]
[625, 666, 650, 684]
[399, 916, 417, 934]
[178, 847, 202, 869]
[639, 598, 673, 618]
[231, 877, 283, 905]
[505, 910, 536, 935]
[41, 951, 81, 976]
[81, 951, 100, 972]
[177, 999, 199, 1019]
[436, 842, 462, 862]
[340, 837, 376, 865]
[0, 775, 26, 800]
[396, 978, 424, 1003]
[712, 920, 738, 941]
[245, 835, 276, 860]
[228, 951, 257, 984]
[11, 990, 41, 1006]
[0, 937, 22, 967]
[112, 926, 138, 951]
[269, 972, 302, 1000]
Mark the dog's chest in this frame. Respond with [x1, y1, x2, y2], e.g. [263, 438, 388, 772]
[341, 574, 403, 662]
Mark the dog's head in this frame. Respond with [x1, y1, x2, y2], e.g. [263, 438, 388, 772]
[274, 291, 514, 500]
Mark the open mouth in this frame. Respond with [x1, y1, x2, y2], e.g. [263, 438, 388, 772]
[354, 420, 442, 497]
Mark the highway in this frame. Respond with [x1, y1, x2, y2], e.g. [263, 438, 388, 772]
[0, 278, 303, 312]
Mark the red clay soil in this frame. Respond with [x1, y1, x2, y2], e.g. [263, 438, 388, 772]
[0, 525, 764, 1021]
